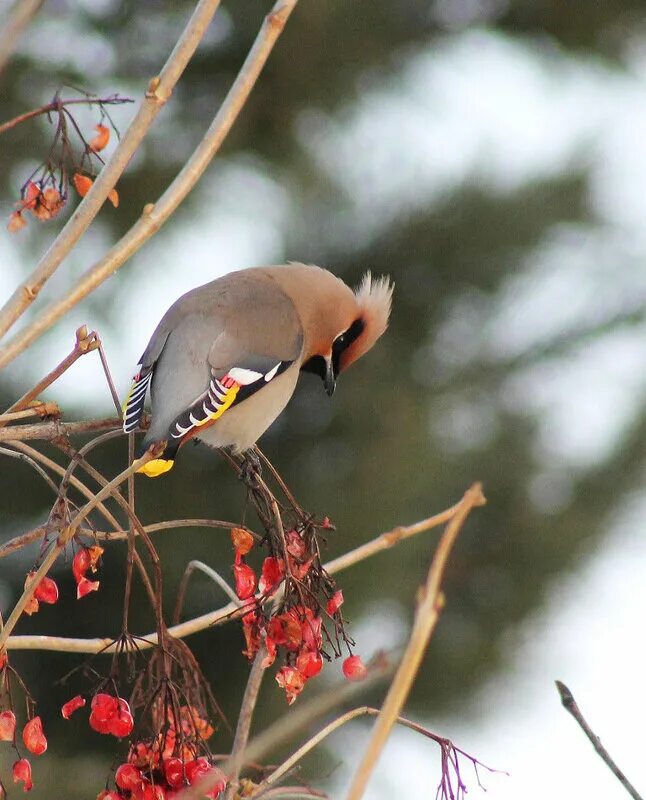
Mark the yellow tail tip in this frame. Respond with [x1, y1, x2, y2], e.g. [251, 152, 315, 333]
[137, 458, 174, 478]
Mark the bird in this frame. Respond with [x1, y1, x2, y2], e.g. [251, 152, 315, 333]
[122, 263, 393, 477]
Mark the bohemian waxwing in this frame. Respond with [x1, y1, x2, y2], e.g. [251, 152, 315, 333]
[123, 263, 393, 477]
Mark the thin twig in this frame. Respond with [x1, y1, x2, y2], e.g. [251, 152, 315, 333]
[0, 0, 45, 78]
[252, 706, 498, 797]
[555, 681, 643, 800]
[324, 501, 466, 575]
[0, 0, 223, 342]
[0, 95, 134, 136]
[0, 446, 60, 495]
[0, 518, 254, 559]
[0, 0, 299, 367]
[345, 483, 486, 800]
[0, 404, 59, 423]
[0, 325, 98, 425]
[223, 646, 268, 800]
[174, 559, 243, 622]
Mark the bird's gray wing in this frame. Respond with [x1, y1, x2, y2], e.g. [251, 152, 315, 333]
[166, 343, 297, 444]
[128, 269, 304, 441]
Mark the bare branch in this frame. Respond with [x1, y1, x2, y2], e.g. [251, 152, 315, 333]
[0, 0, 223, 341]
[176, 559, 243, 612]
[0, 325, 99, 424]
[345, 483, 486, 800]
[556, 681, 643, 800]
[0, 0, 299, 367]
[0, 416, 131, 442]
[224, 646, 268, 800]
[0, 95, 134, 136]
[0, 0, 45, 78]
[0, 518, 254, 559]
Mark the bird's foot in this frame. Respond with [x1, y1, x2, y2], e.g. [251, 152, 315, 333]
[239, 448, 262, 488]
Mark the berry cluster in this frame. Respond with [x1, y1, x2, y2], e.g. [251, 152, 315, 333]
[231, 525, 367, 704]
[7, 122, 119, 233]
[97, 755, 226, 800]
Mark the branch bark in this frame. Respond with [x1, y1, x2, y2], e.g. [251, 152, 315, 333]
[0, 0, 45, 78]
[0, 0, 298, 368]
[0, 0, 223, 342]
[556, 681, 643, 800]
[0, 416, 127, 442]
[344, 483, 486, 800]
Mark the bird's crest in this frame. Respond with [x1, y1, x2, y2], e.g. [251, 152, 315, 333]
[340, 272, 393, 371]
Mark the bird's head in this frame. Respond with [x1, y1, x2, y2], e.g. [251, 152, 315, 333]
[301, 271, 393, 396]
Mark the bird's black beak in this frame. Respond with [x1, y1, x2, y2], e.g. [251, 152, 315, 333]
[324, 358, 336, 396]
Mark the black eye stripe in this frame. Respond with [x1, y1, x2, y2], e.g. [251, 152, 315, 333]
[333, 318, 364, 352]
[332, 318, 365, 374]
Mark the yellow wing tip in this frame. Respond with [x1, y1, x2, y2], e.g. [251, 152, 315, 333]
[137, 458, 174, 478]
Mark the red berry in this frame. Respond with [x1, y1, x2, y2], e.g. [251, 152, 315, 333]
[77, 576, 100, 599]
[91, 693, 118, 723]
[89, 711, 112, 734]
[296, 649, 323, 678]
[0, 710, 16, 741]
[61, 695, 86, 719]
[115, 763, 143, 790]
[275, 665, 306, 705]
[72, 548, 91, 583]
[32, 574, 59, 604]
[163, 757, 185, 789]
[232, 562, 256, 600]
[342, 655, 368, 681]
[258, 556, 284, 594]
[108, 709, 134, 738]
[23, 716, 47, 755]
[326, 590, 344, 615]
[185, 757, 210, 784]
[13, 758, 33, 790]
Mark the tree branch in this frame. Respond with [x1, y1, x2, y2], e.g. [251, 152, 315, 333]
[0, 95, 134, 136]
[0, 0, 45, 78]
[0, 416, 137, 442]
[224, 646, 268, 800]
[344, 483, 486, 800]
[0, 0, 223, 342]
[0, 0, 299, 368]
[556, 681, 643, 800]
